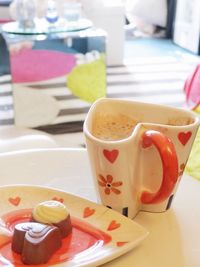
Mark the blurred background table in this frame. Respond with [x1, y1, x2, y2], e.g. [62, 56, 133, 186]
[1, 19, 106, 134]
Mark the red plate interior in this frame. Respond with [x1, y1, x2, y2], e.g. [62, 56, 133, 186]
[0, 209, 111, 266]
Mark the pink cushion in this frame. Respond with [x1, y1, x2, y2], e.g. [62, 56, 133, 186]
[184, 64, 200, 109]
[11, 49, 76, 83]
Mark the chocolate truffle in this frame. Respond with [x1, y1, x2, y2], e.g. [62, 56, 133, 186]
[12, 222, 62, 265]
[32, 200, 72, 238]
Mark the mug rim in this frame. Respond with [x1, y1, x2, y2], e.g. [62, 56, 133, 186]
[83, 98, 200, 143]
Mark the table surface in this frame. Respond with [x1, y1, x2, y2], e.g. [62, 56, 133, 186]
[1, 18, 93, 35]
[0, 148, 199, 267]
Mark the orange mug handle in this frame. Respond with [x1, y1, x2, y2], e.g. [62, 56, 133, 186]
[141, 130, 178, 204]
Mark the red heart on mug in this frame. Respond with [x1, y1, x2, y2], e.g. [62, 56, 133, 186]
[107, 220, 121, 231]
[178, 131, 192, 145]
[103, 149, 119, 163]
[9, 196, 21, 206]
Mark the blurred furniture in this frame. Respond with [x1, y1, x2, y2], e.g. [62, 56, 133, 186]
[9, 0, 125, 66]
[83, 1, 125, 66]
[2, 21, 106, 132]
[173, 0, 200, 54]
[126, 0, 167, 28]
[0, 0, 12, 75]
[166, 0, 177, 38]
[0, 33, 10, 75]
[0, 0, 12, 22]
[126, 0, 167, 36]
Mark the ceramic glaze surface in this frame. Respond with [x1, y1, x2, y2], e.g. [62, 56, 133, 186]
[84, 98, 200, 218]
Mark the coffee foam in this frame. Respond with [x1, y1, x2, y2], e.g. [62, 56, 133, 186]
[92, 113, 137, 140]
[167, 117, 194, 126]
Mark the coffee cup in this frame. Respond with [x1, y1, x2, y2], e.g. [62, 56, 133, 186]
[84, 98, 200, 218]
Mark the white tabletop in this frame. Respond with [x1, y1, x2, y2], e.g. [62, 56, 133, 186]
[0, 148, 199, 267]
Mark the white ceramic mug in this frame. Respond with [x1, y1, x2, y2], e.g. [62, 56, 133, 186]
[84, 98, 200, 218]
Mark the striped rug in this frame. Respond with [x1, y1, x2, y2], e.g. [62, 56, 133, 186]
[0, 55, 198, 134]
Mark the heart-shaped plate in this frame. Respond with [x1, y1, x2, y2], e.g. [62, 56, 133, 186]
[0, 185, 148, 267]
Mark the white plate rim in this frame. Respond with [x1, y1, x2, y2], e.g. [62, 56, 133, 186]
[0, 184, 149, 267]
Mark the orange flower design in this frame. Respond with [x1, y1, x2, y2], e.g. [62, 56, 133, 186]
[98, 174, 123, 195]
